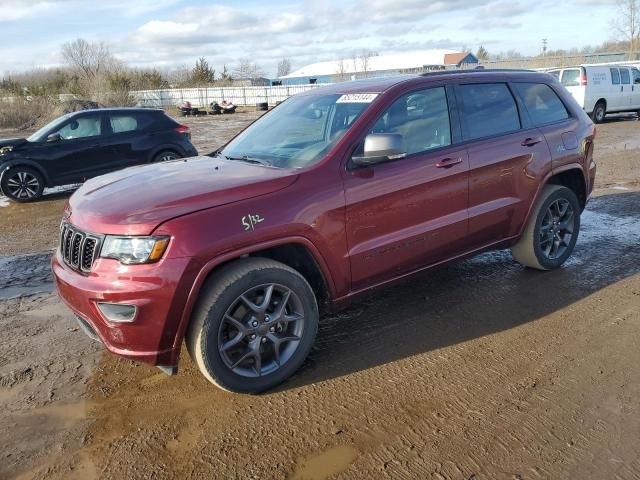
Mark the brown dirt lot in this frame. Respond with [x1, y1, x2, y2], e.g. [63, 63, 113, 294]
[1, 113, 639, 480]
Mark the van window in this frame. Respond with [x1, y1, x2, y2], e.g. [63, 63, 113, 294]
[457, 83, 521, 140]
[610, 68, 621, 85]
[620, 68, 631, 85]
[633, 68, 640, 84]
[513, 83, 569, 126]
[561, 69, 581, 87]
[369, 87, 451, 155]
[547, 70, 561, 80]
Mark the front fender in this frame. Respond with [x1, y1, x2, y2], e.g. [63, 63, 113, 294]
[169, 236, 336, 357]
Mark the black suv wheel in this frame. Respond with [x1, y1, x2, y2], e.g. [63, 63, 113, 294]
[1, 167, 45, 202]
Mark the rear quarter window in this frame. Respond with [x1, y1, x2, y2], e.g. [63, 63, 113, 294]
[457, 83, 521, 141]
[513, 83, 569, 126]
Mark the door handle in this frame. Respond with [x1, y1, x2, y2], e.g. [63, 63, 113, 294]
[521, 137, 542, 147]
[435, 157, 463, 168]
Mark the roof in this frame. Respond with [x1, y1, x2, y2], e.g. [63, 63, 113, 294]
[281, 50, 472, 79]
[297, 69, 548, 95]
[71, 107, 163, 114]
[443, 52, 473, 65]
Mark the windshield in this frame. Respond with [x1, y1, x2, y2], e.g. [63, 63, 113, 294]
[220, 93, 374, 169]
[27, 113, 74, 142]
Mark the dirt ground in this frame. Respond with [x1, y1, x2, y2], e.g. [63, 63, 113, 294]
[1, 112, 639, 480]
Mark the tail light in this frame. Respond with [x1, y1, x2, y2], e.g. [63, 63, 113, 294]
[175, 124, 190, 139]
[580, 69, 587, 86]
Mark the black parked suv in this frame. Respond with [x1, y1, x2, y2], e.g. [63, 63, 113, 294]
[0, 108, 198, 202]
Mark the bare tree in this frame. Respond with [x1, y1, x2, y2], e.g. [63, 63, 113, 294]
[233, 58, 265, 80]
[358, 49, 375, 77]
[61, 38, 123, 101]
[334, 58, 348, 81]
[611, 0, 640, 59]
[277, 57, 292, 77]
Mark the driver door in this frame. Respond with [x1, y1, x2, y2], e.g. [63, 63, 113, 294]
[342, 86, 470, 291]
[33, 112, 109, 185]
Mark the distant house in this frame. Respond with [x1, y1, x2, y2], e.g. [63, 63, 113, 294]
[277, 50, 479, 85]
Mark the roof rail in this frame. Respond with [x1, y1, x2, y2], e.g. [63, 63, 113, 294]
[419, 68, 535, 77]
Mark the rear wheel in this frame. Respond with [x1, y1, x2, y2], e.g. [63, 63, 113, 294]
[186, 258, 319, 393]
[591, 101, 606, 124]
[1, 167, 44, 202]
[511, 185, 581, 270]
[152, 150, 180, 163]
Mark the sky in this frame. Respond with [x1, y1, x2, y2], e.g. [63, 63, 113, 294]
[0, 0, 621, 78]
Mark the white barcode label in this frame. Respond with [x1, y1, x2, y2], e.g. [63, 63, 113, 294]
[336, 93, 379, 103]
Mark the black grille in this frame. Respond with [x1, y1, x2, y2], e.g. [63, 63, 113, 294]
[59, 223, 102, 273]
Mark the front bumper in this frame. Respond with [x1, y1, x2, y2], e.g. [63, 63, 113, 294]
[52, 249, 196, 366]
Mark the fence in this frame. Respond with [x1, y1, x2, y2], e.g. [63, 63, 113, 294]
[130, 84, 326, 108]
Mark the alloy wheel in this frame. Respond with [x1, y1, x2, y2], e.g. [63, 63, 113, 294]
[6, 171, 40, 199]
[217, 283, 305, 378]
[538, 198, 575, 260]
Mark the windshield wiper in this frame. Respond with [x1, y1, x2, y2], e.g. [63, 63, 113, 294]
[220, 154, 271, 167]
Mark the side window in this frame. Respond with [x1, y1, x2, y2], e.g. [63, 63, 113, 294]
[547, 70, 561, 80]
[368, 86, 451, 155]
[610, 68, 621, 85]
[633, 68, 640, 84]
[109, 114, 152, 133]
[513, 83, 569, 126]
[457, 83, 521, 140]
[53, 115, 102, 140]
[620, 68, 631, 85]
[561, 69, 580, 87]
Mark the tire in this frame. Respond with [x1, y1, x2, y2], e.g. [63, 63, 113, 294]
[152, 150, 181, 163]
[256, 102, 268, 111]
[0, 166, 44, 202]
[186, 258, 319, 393]
[511, 185, 581, 270]
[591, 101, 606, 124]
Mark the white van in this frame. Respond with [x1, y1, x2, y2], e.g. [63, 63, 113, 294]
[547, 65, 640, 123]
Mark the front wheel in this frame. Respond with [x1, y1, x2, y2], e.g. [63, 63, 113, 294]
[591, 101, 606, 124]
[511, 185, 581, 270]
[186, 258, 319, 393]
[1, 167, 44, 202]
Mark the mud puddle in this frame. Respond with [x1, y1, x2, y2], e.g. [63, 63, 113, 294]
[291, 444, 358, 480]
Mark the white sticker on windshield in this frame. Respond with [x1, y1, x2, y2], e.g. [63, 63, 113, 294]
[336, 93, 379, 103]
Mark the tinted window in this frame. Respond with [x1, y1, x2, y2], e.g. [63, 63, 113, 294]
[561, 69, 580, 87]
[53, 115, 102, 140]
[633, 68, 640, 84]
[458, 83, 520, 140]
[514, 83, 569, 126]
[620, 68, 631, 85]
[611, 68, 621, 85]
[369, 87, 451, 155]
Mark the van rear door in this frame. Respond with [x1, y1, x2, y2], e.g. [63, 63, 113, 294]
[560, 68, 585, 109]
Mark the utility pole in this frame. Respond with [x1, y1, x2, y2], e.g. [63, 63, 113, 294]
[541, 38, 548, 56]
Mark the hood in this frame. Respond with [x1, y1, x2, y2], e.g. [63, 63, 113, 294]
[68, 155, 299, 235]
[0, 138, 27, 153]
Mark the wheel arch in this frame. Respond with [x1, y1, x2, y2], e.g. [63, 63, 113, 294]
[172, 237, 335, 353]
[0, 160, 51, 187]
[147, 144, 184, 163]
[517, 165, 587, 239]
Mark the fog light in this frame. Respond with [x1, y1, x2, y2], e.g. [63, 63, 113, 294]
[97, 303, 137, 323]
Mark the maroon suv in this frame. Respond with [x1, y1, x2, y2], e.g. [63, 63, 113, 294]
[53, 70, 596, 393]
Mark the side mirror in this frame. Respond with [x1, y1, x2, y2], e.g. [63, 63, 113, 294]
[46, 133, 61, 143]
[352, 133, 406, 167]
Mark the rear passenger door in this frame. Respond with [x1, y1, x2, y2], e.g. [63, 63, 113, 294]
[454, 82, 552, 246]
[512, 82, 582, 179]
[619, 67, 632, 108]
[632, 68, 640, 109]
[609, 68, 624, 110]
[102, 112, 154, 169]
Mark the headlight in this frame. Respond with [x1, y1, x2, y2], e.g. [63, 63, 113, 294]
[0, 146, 13, 155]
[100, 236, 170, 265]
